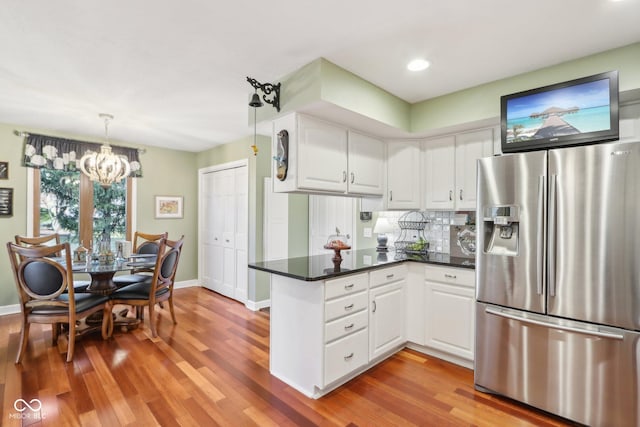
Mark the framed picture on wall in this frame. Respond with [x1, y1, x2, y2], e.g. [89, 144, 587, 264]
[0, 162, 8, 179]
[155, 195, 183, 219]
[0, 188, 13, 217]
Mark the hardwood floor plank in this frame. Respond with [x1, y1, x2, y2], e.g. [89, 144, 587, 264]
[1, 287, 577, 426]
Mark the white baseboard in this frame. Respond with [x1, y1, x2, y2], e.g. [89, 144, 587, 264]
[174, 279, 199, 289]
[245, 299, 271, 311]
[0, 304, 21, 316]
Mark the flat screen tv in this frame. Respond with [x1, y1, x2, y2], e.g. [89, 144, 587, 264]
[501, 70, 619, 153]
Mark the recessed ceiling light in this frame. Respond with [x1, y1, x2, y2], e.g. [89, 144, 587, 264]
[407, 59, 430, 72]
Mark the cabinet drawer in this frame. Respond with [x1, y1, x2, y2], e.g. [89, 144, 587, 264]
[424, 265, 474, 288]
[325, 310, 368, 343]
[325, 273, 368, 300]
[324, 328, 368, 386]
[369, 265, 407, 288]
[325, 291, 368, 322]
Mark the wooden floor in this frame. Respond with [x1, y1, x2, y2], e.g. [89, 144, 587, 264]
[0, 287, 575, 426]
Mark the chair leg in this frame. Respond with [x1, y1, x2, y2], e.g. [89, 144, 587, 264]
[52, 322, 60, 345]
[66, 315, 76, 363]
[15, 320, 30, 364]
[148, 303, 157, 338]
[168, 297, 177, 325]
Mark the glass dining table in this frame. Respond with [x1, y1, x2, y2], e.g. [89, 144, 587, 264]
[71, 256, 157, 295]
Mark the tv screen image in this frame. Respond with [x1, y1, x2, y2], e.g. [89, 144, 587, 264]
[501, 71, 619, 152]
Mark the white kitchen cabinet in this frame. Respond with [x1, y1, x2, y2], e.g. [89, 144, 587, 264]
[423, 265, 475, 362]
[387, 141, 421, 209]
[369, 265, 406, 361]
[347, 131, 385, 196]
[272, 113, 384, 196]
[298, 115, 348, 193]
[455, 129, 493, 209]
[423, 129, 493, 210]
[423, 136, 456, 209]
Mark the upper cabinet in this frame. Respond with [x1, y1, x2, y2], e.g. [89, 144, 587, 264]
[272, 113, 384, 197]
[387, 141, 421, 209]
[424, 129, 494, 210]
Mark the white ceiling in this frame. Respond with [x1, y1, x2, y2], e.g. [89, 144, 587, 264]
[1, 0, 639, 152]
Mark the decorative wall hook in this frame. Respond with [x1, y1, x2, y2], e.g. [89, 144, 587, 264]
[246, 76, 281, 112]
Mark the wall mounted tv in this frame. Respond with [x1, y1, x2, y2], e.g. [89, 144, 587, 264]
[501, 70, 619, 153]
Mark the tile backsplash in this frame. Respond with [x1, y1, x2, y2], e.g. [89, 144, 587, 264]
[379, 210, 475, 255]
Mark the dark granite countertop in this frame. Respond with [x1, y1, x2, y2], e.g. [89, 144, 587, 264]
[248, 248, 474, 282]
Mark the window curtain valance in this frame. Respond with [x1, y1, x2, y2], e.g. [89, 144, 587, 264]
[22, 133, 143, 177]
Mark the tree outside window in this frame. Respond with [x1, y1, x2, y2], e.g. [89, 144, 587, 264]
[38, 169, 129, 250]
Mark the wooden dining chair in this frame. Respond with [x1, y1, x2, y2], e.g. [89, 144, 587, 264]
[7, 242, 111, 363]
[113, 231, 168, 286]
[15, 234, 62, 255]
[15, 233, 91, 292]
[107, 236, 184, 338]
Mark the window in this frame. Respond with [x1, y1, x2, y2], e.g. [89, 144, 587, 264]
[33, 169, 132, 250]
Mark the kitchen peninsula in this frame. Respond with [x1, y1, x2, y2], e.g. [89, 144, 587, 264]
[249, 248, 475, 398]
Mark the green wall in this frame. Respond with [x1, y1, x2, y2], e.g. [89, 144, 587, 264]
[411, 42, 640, 133]
[0, 122, 199, 307]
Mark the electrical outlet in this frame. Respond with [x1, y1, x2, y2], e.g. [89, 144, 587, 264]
[364, 227, 372, 238]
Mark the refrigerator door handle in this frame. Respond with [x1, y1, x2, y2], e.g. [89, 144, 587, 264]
[536, 175, 545, 295]
[485, 307, 624, 340]
[548, 174, 557, 297]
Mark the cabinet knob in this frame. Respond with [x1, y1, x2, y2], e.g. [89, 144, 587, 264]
[372, 300, 377, 313]
[344, 303, 354, 311]
[389, 190, 393, 201]
[344, 283, 355, 290]
[459, 189, 463, 201]
[449, 190, 453, 201]
[344, 323, 354, 330]
[444, 273, 457, 279]
[344, 352, 354, 361]
[350, 172, 355, 184]
[342, 171, 347, 182]
[386, 274, 394, 279]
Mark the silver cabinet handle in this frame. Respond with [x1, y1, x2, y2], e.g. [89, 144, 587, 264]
[344, 283, 354, 290]
[449, 190, 453, 201]
[214, 237, 218, 241]
[459, 189, 463, 201]
[225, 239, 230, 243]
[444, 273, 457, 279]
[350, 172, 355, 184]
[389, 190, 393, 201]
[344, 303, 354, 311]
[342, 171, 347, 182]
[372, 300, 377, 313]
[344, 353, 354, 361]
[386, 274, 394, 279]
[344, 323, 354, 330]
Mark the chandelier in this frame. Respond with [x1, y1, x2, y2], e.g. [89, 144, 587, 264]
[79, 113, 131, 188]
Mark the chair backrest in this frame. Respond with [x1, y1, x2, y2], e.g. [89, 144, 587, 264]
[15, 234, 62, 256]
[7, 242, 75, 311]
[132, 231, 168, 255]
[151, 236, 185, 293]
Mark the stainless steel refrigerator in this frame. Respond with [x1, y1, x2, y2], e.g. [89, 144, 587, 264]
[475, 140, 640, 427]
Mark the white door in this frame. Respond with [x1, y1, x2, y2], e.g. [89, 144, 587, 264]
[348, 131, 384, 196]
[309, 195, 356, 257]
[199, 162, 248, 303]
[369, 281, 406, 360]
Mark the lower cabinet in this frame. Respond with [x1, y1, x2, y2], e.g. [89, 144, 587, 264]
[369, 266, 406, 361]
[423, 266, 475, 363]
